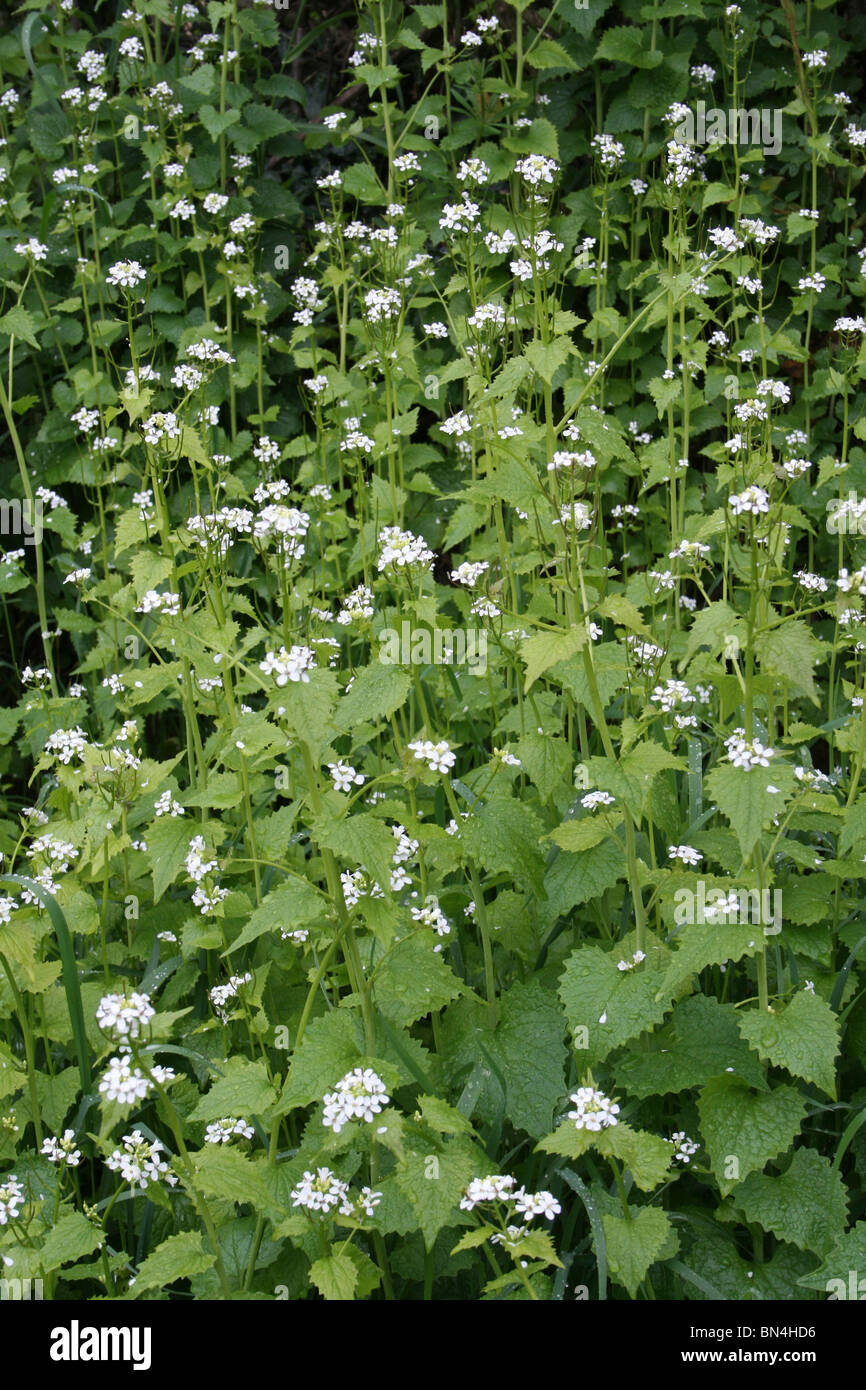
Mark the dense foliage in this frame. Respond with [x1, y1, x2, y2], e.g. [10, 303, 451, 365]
[0, 0, 865, 1302]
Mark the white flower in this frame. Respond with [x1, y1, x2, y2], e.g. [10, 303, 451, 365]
[0, 1175, 24, 1225]
[582, 791, 615, 810]
[106, 259, 147, 289]
[119, 36, 144, 61]
[590, 133, 625, 171]
[724, 729, 774, 770]
[668, 844, 703, 866]
[204, 1118, 255, 1144]
[209, 972, 252, 1022]
[513, 1189, 562, 1221]
[408, 738, 456, 773]
[567, 1085, 620, 1131]
[96, 991, 155, 1041]
[41, 1130, 81, 1166]
[322, 1068, 390, 1133]
[98, 1054, 153, 1105]
[106, 1132, 178, 1190]
[364, 287, 401, 323]
[291, 1167, 353, 1217]
[514, 154, 559, 186]
[15, 237, 48, 261]
[411, 895, 451, 936]
[728, 486, 770, 517]
[329, 761, 365, 793]
[377, 526, 434, 571]
[668, 1131, 699, 1162]
[44, 727, 88, 764]
[460, 1175, 517, 1210]
[260, 644, 316, 685]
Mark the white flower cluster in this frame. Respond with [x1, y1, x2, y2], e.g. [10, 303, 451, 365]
[322, 1068, 390, 1133]
[260, 644, 316, 685]
[728, 485, 770, 516]
[460, 1173, 561, 1223]
[96, 991, 155, 1041]
[514, 154, 559, 186]
[204, 1118, 255, 1144]
[651, 679, 695, 713]
[617, 949, 647, 972]
[337, 584, 374, 624]
[590, 132, 626, 171]
[0, 1175, 24, 1225]
[209, 972, 252, 1022]
[98, 1054, 153, 1105]
[451, 560, 489, 587]
[291, 1166, 381, 1219]
[554, 501, 593, 531]
[106, 259, 147, 289]
[567, 1086, 620, 1131]
[668, 844, 703, 866]
[364, 286, 401, 323]
[377, 526, 434, 571]
[136, 590, 181, 616]
[410, 894, 451, 936]
[154, 788, 184, 817]
[106, 1132, 178, 1190]
[41, 1130, 82, 1166]
[329, 761, 365, 793]
[724, 730, 774, 770]
[44, 727, 89, 764]
[408, 738, 456, 773]
[668, 1131, 699, 1162]
[185, 834, 228, 915]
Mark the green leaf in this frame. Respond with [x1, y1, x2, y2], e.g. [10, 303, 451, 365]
[659, 922, 764, 995]
[602, 1207, 675, 1297]
[521, 626, 587, 691]
[595, 23, 665, 67]
[737, 990, 839, 1096]
[483, 979, 567, 1138]
[525, 38, 579, 70]
[698, 1077, 806, 1195]
[538, 1120, 672, 1192]
[275, 1010, 362, 1114]
[394, 1139, 481, 1250]
[648, 374, 682, 417]
[334, 663, 411, 730]
[199, 104, 241, 139]
[133, 1231, 216, 1293]
[523, 335, 573, 384]
[759, 620, 822, 704]
[188, 1057, 277, 1124]
[731, 1148, 847, 1256]
[280, 669, 337, 757]
[515, 731, 571, 803]
[312, 809, 394, 891]
[460, 799, 545, 894]
[0, 306, 40, 349]
[146, 817, 196, 904]
[703, 763, 796, 858]
[40, 1211, 102, 1270]
[617, 996, 767, 1096]
[192, 1147, 273, 1208]
[549, 815, 620, 853]
[373, 933, 463, 1027]
[558, 941, 673, 1066]
[309, 1251, 358, 1300]
[226, 876, 328, 954]
[797, 1220, 866, 1295]
[543, 838, 627, 914]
